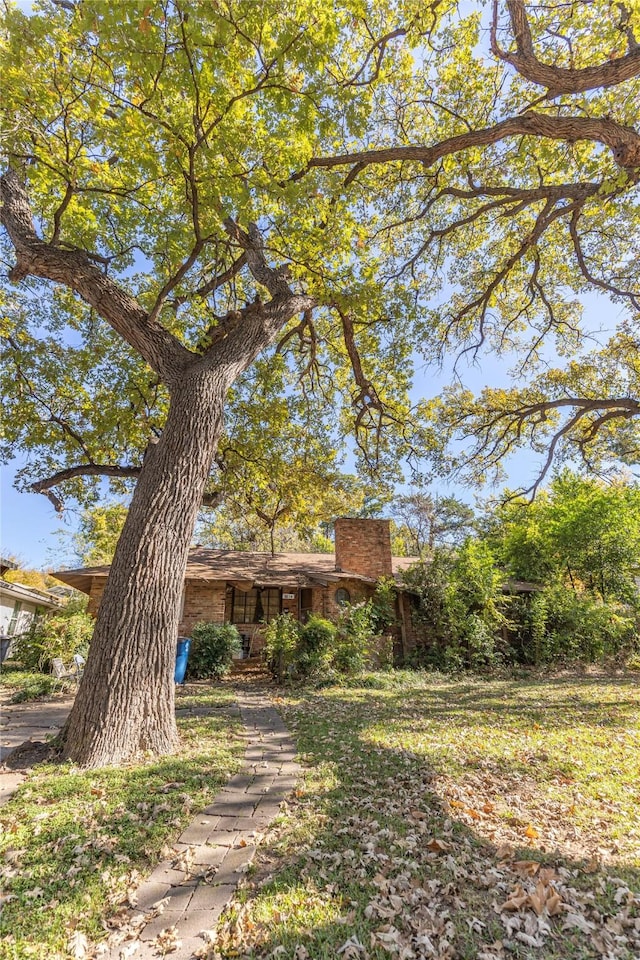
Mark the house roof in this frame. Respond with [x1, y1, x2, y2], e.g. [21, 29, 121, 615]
[53, 546, 420, 595]
[0, 578, 64, 610]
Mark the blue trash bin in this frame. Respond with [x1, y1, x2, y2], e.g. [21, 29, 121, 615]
[175, 636, 191, 684]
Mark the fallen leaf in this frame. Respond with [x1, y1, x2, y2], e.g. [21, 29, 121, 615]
[67, 930, 89, 959]
[499, 884, 529, 912]
[337, 935, 366, 957]
[426, 837, 450, 853]
[511, 860, 540, 878]
[563, 912, 595, 934]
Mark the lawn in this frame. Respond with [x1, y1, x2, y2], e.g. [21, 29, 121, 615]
[216, 671, 640, 960]
[0, 684, 244, 960]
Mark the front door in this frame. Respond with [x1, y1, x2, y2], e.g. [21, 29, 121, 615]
[300, 588, 313, 622]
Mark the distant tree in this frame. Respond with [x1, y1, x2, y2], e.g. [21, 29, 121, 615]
[392, 491, 475, 557]
[198, 359, 372, 554]
[1, 557, 62, 592]
[72, 503, 129, 566]
[485, 472, 640, 604]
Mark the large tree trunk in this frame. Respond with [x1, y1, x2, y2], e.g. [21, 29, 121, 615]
[62, 369, 228, 767]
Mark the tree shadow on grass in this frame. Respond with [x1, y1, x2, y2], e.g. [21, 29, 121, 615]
[329, 672, 640, 730]
[0, 710, 244, 955]
[217, 679, 639, 960]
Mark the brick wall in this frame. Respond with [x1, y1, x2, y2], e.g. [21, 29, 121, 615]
[334, 518, 393, 580]
[87, 578, 106, 617]
[322, 579, 371, 619]
[178, 581, 226, 636]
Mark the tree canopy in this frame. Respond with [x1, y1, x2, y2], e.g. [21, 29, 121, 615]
[2, 0, 638, 512]
[485, 470, 640, 603]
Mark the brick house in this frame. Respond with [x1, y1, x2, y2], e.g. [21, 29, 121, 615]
[54, 518, 419, 658]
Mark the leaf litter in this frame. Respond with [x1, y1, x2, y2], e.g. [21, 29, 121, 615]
[205, 675, 639, 959]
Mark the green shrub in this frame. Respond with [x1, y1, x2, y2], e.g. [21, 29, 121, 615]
[402, 541, 505, 672]
[186, 622, 241, 679]
[506, 585, 638, 665]
[296, 615, 335, 678]
[542, 586, 636, 663]
[334, 601, 375, 673]
[12, 612, 94, 672]
[263, 614, 301, 681]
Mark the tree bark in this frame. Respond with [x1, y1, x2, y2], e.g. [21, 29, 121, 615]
[61, 368, 229, 766]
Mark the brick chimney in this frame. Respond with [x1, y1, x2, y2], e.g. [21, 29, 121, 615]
[334, 518, 393, 579]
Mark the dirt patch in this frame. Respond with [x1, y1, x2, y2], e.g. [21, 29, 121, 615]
[2, 739, 62, 770]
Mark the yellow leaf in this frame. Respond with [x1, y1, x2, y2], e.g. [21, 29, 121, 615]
[524, 824, 539, 839]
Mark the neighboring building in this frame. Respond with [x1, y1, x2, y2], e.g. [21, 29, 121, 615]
[53, 518, 420, 658]
[0, 577, 64, 660]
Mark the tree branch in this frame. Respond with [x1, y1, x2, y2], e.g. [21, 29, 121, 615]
[453, 395, 640, 498]
[1, 170, 195, 381]
[29, 462, 224, 512]
[175, 251, 248, 305]
[295, 113, 640, 180]
[30, 464, 142, 513]
[223, 219, 294, 298]
[491, 0, 640, 97]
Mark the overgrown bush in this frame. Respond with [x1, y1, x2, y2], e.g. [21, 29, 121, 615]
[333, 601, 372, 673]
[403, 541, 505, 672]
[263, 614, 301, 682]
[12, 611, 94, 672]
[186, 622, 241, 679]
[509, 585, 638, 664]
[296, 615, 336, 678]
[263, 578, 399, 682]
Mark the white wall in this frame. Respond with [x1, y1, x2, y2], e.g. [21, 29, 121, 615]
[0, 593, 40, 637]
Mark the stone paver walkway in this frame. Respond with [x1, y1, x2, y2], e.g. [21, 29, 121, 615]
[103, 685, 299, 959]
[0, 692, 75, 803]
[0, 695, 74, 762]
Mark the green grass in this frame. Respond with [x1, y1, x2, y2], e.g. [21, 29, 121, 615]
[175, 680, 238, 710]
[216, 672, 640, 960]
[0, 688, 244, 960]
[0, 665, 59, 702]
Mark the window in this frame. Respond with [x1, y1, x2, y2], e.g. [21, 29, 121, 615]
[231, 588, 281, 624]
[335, 588, 350, 606]
[7, 601, 22, 636]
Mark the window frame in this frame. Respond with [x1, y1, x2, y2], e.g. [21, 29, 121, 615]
[230, 586, 281, 624]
